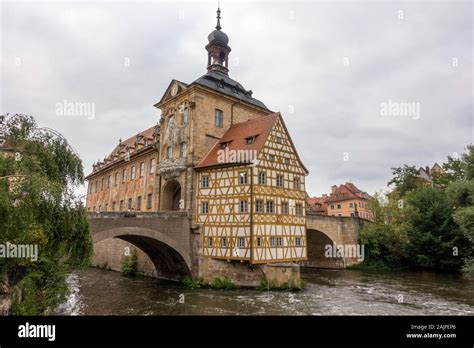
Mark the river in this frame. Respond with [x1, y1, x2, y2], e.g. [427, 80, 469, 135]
[55, 268, 474, 315]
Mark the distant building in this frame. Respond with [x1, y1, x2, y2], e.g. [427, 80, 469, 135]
[417, 163, 444, 184]
[307, 182, 373, 221]
[307, 195, 328, 215]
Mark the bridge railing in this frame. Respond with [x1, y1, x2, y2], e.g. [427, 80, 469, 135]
[306, 213, 371, 223]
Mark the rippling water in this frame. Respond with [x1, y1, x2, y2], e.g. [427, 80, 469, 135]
[56, 268, 474, 315]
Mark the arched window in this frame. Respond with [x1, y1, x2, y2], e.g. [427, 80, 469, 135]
[180, 142, 187, 158]
[149, 158, 156, 174]
[215, 109, 223, 128]
[166, 146, 173, 159]
[182, 107, 188, 124]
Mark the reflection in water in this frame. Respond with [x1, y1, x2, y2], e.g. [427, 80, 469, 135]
[56, 268, 474, 316]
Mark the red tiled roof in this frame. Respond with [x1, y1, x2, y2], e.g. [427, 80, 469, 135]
[307, 196, 328, 213]
[325, 182, 369, 203]
[86, 125, 159, 179]
[107, 125, 158, 160]
[195, 113, 279, 169]
[307, 197, 326, 205]
[344, 182, 362, 194]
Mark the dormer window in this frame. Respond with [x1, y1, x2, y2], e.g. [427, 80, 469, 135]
[220, 141, 231, 149]
[246, 137, 254, 145]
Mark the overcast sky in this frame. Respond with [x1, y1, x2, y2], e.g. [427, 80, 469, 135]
[1, 0, 472, 198]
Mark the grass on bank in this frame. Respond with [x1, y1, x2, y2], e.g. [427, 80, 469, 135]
[181, 276, 239, 289]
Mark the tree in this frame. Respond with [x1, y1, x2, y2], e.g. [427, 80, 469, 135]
[463, 145, 474, 180]
[432, 155, 465, 187]
[387, 165, 425, 196]
[404, 187, 471, 270]
[0, 113, 92, 315]
[446, 180, 474, 208]
[359, 189, 411, 269]
[366, 192, 385, 224]
[360, 147, 474, 273]
[446, 175, 474, 274]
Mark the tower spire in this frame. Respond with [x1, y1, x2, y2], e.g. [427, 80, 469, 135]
[206, 2, 231, 75]
[216, 4, 221, 30]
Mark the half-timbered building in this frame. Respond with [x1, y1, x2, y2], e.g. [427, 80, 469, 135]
[196, 112, 308, 264]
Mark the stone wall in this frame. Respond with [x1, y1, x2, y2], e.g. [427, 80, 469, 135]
[197, 256, 301, 287]
[92, 238, 157, 277]
[261, 263, 301, 288]
[197, 256, 263, 286]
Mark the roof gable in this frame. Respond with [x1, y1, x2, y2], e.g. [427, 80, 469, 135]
[255, 114, 309, 174]
[154, 79, 188, 107]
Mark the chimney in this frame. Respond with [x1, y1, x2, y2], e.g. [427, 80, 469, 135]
[331, 185, 337, 194]
[425, 166, 430, 175]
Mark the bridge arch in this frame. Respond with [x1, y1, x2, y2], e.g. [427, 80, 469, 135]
[305, 228, 344, 269]
[93, 226, 192, 280]
[304, 215, 364, 269]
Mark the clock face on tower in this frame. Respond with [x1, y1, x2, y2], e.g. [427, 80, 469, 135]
[170, 84, 178, 97]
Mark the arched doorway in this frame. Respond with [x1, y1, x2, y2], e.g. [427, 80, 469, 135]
[162, 180, 181, 211]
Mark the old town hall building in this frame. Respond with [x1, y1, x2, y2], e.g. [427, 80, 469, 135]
[86, 8, 308, 279]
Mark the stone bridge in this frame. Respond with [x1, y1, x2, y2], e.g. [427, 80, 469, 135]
[88, 211, 195, 280]
[302, 214, 366, 269]
[88, 212, 367, 282]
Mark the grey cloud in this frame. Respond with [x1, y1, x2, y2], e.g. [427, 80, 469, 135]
[1, 1, 471, 198]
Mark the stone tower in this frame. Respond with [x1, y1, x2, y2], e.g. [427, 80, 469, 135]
[154, 6, 271, 217]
